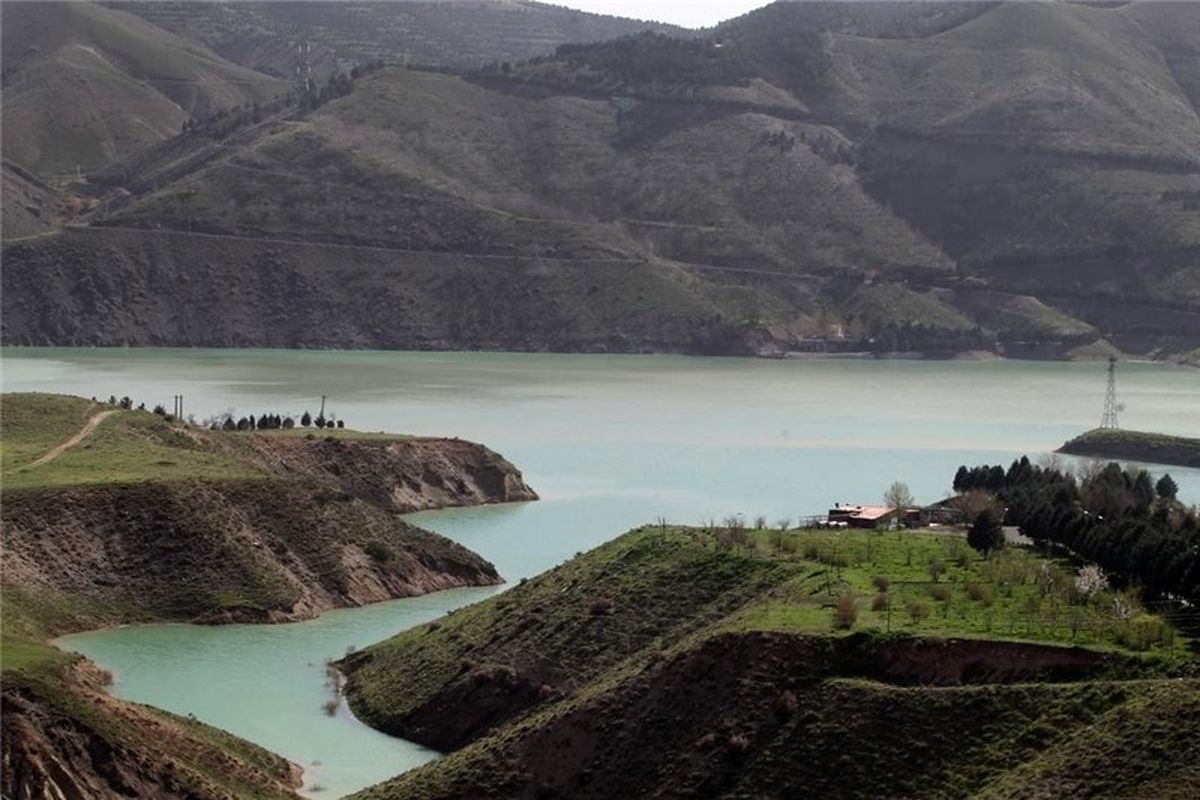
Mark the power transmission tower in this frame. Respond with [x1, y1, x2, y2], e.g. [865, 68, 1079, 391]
[1100, 356, 1119, 430]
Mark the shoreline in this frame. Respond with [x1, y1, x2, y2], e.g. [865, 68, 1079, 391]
[1, 343, 1195, 368]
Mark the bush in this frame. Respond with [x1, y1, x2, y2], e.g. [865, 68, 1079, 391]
[872, 575, 890, 592]
[928, 559, 946, 582]
[364, 541, 391, 563]
[727, 733, 751, 755]
[833, 594, 858, 629]
[871, 592, 890, 612]
[588, 596, 614, 616]
[928, 584, 951, 603]
[965, 582, 993, 606]
[906, 598, 931, 623]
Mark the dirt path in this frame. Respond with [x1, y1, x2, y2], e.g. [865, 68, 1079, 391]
[26, 409, 118, 469]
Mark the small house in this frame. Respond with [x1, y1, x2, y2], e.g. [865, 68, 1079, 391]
[827, 503, 899, 529]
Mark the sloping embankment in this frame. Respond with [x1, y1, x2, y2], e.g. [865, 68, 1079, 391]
[351, 631, 1200, 800]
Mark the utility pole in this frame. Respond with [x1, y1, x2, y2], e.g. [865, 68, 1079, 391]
[319, 395, 327, 418]
[1100, 356, 1119, 430]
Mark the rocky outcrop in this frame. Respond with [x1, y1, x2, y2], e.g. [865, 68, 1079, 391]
[224, 433, 538, 513]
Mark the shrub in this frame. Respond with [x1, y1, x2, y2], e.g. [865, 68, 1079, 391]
[906, 598, 931, 624]
[928, 585, 951, 603]
[364, 541, 391, 563]
[927, 559, 946, 582]
[727, 733, 751, 755]
[965, 582, 993, 606]
[833, 594, 858, 629]
[871, 592, 890, 612]
[872, 575, 890, 592]
[588, 596, 614, 616]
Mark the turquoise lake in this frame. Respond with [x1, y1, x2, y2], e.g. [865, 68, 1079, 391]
[2, 349, 1197, 797]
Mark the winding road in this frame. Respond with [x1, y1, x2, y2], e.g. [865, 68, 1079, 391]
[26, 409, 118, 469]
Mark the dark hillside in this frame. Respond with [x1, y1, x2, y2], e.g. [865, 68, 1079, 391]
[353, 633, 1200, 800]
[0, 2, 286, 177]
[5, 1, 1200, 359]
[114, 0, 688, 74]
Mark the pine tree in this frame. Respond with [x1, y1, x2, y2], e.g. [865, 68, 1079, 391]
[967, 507, 1005, 558]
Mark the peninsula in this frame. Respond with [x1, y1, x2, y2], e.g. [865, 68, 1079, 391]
[0, 392, 536, 798]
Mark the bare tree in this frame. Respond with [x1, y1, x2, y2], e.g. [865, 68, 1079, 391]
[884, 481, 914, 511]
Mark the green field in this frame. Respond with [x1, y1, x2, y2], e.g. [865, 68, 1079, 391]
[731, 526, 1174, 651]
[0, 392, 416, 489]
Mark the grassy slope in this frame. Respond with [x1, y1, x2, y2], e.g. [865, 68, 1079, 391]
[1059, 428, 1200, 469]
[344, 525, 1197, 800]
[341, 525, 1186, 754]
[0, 1, 285, 176]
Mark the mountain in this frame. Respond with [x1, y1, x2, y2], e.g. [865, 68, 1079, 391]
[0, 1, 287, 177]
[112, 0, 688, 76]
[3, 1, 1199, 358]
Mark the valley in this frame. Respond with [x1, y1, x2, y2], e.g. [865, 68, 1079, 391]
[3, 1, 1200, 798]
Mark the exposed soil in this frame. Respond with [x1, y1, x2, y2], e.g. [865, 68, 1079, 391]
[360, 632, 1195, 800]
[2, 479, 502, 630]
[2, 662, 302, 800]
[226, 433, 538, 513]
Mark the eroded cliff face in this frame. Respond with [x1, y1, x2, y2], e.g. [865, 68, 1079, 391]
[352, 632, 1199, 800]
[224, 434, 539, 513]
[2, 479, 502, 628]
[2, 663, 302, 800]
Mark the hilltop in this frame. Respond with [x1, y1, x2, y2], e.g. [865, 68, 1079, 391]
[339, 524, 1197, 799]
[0, 1, 286, 177]
[0, 391, 536, 799]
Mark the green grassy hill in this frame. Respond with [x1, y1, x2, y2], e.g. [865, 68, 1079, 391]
[340, 524, 1197, 800]
[0, 1, 286, 177]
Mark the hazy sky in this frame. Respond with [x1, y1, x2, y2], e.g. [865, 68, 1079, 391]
[561, 0, 772, 29]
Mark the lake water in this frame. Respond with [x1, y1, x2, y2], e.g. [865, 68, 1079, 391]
[3, 349, 1198, 797]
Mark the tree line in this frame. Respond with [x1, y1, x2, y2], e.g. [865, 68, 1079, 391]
[952, 458, 1196, 600]
[212, 411, 344, 431]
